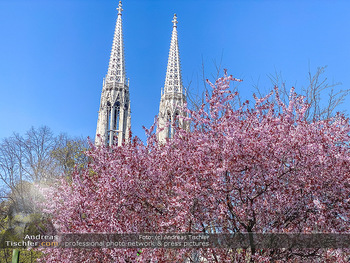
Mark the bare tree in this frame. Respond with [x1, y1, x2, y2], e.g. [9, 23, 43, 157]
[0, 126, 90, 231]
[51, 133, 90, 177]
[0, 127, 58, 183]
[266, 66, 349, 121]
[0, 127, 59, 219]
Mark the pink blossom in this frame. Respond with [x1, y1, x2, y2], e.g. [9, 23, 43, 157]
[40, 72, 350, 262]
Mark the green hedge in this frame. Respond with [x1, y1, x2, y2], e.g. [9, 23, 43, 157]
[0, 248, 42, 263]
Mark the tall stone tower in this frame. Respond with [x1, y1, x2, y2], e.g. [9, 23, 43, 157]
[157, 14, 187, 142]
[95, 1, 131, 146]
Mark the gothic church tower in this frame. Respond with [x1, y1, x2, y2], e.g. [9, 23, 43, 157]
[96, 1, 131, 146]
[157, 14, 187, 142]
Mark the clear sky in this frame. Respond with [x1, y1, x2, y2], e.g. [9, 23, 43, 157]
[1, 0, 350, 142]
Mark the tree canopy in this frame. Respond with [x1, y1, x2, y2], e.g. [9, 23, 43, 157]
[40, 72, 350, 262]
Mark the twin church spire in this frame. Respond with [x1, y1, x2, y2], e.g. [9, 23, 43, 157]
[106, 1, 126, 85]
[96, 2, 186, 145]
[95, 1, 130, 146]
[157, 14, 187, 142]
[162, 14, 183, 95]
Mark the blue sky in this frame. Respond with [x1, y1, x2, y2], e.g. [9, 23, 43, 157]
[1, 0, 350, 142]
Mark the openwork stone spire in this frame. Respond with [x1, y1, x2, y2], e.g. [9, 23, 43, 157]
[106, 0, 126, 85]
[96, 1, 131, 146]
[163, 14, 183, 94]
[157, 14, 187, 143]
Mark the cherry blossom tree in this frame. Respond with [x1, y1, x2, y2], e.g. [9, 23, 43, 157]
[40, 72, 350, 262]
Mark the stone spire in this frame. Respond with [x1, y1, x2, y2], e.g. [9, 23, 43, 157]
[157, 14, 187, 142]
[106, 0, 125, 85]
[95, 1, 131, 146]
[163, 14, 183, 94]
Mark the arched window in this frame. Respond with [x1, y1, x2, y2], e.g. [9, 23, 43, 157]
[175, 111, 179, 128]
[172, 111, 180, 137]
[167, 112, 172, 138]
[106, 102, 111, 145]
[113, 101, 120, 130]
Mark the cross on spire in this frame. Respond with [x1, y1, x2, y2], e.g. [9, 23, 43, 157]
[172, 13, 178, 27]
[117, 1, 123, 15]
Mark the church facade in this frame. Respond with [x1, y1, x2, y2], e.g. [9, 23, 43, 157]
[95, 1, 186, 146]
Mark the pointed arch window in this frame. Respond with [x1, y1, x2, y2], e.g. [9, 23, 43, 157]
[113, 101, 121, 131]
[174, 111, 180, 134]
[167, 112, 172, 139]
[106, 102, 111, 145]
